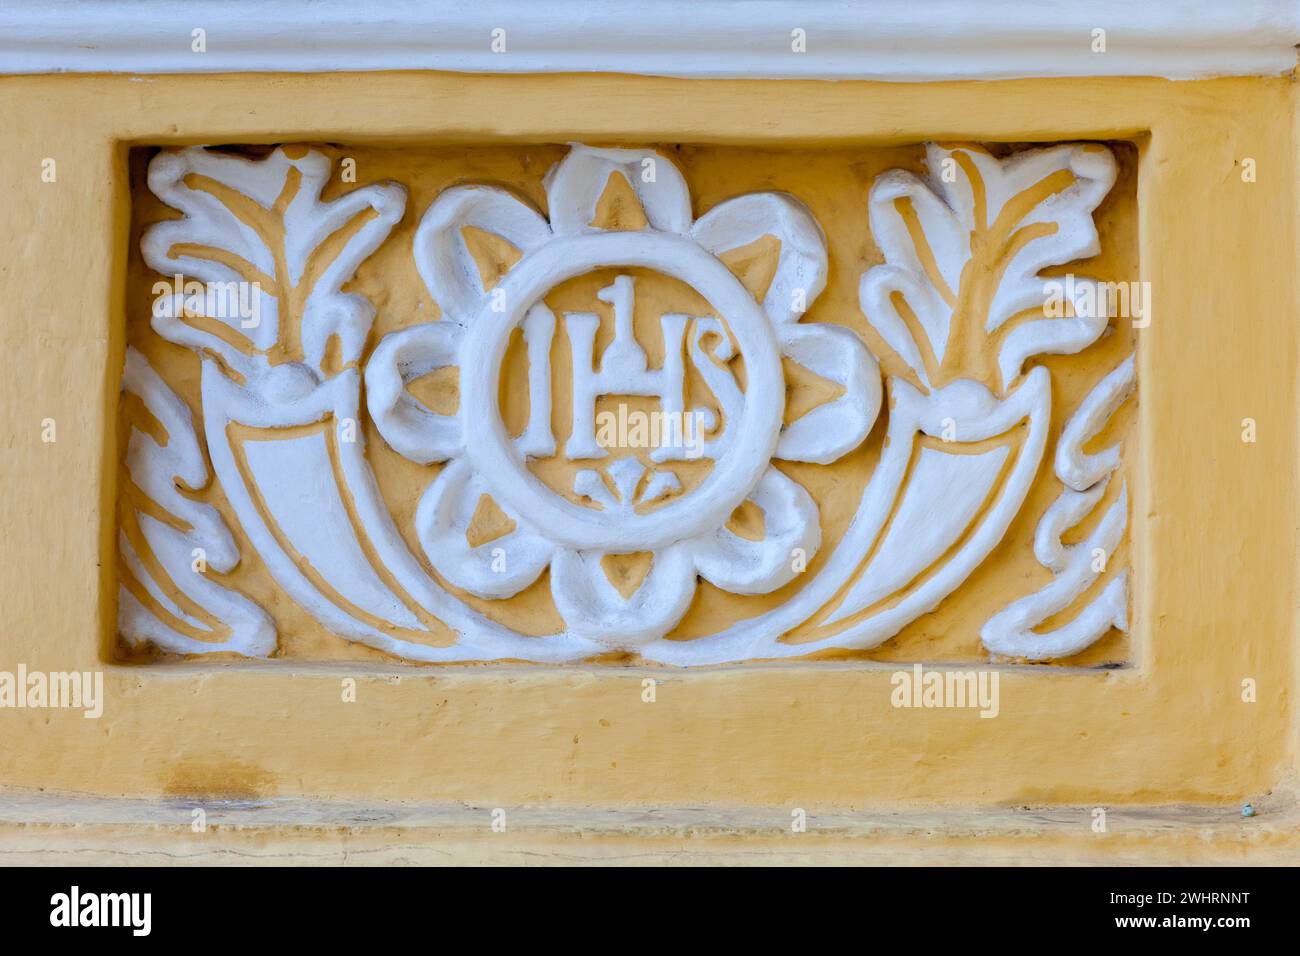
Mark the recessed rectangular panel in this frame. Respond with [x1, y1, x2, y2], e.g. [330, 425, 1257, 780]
[118, 141, 1138, 667]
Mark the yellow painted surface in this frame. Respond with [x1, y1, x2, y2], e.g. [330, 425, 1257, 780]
[5, 795, 1300, 866]
[0, 73, 1295, 832]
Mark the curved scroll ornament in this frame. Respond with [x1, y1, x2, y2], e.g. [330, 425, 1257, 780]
[118, 347, 275, 656]
[128, 141, 1129, 665]
[982, 355, 1135, 660]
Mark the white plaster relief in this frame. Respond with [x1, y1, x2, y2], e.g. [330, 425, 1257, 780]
[649, 143, 1124, 663]
[130, 141, 1132, 665]
[371, 144, 875, 648]
[1056, 354, 1137, 492]
[643, 366, 1053, 665]
[144, 147, 406, 375]
[142, 147, 601, 662]
[981, 357, 1134, 660]
[861, 143, 1117, 393]
[117, 346, 275, 656]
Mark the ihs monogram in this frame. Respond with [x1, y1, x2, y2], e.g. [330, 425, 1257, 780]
[121, 142, 1133, 665]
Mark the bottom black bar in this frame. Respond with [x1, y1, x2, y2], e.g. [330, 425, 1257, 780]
[0, 866, 1285, 941]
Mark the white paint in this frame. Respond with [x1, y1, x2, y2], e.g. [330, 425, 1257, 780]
[364, 320, 464, 465]
[454, 230, 786, 554]
[374, 143, 876, 647]
[828, 443, 1009, 619]
[981, 490, 1129, 661]
[140, 143, 879, 656]
[1056, 354, 1137, 492]
[981, 357, 1134, 660]
[775, 323, 880, 465]
[4, 1, 1296, 80]
[117, 347, 275, 657]
[861, 143, 1117, 393]
[242, 431, 425, 629]
[142, 147, 601, 663]
[641, 367, 1053, 665]
[551, 545, 698, 648]
[133, 141, 1131, 664]
[414, 459, 555, 601]
[689, 467, 821, 597]
[144, 146, 405, 379]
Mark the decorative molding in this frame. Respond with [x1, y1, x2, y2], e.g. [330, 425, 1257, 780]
[3, 0, 1298, 80]
[125, 139, 1134, 664]
[7, 791, 1299, 866]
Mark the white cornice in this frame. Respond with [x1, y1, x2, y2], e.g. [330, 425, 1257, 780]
[2, 0, 1298, 80]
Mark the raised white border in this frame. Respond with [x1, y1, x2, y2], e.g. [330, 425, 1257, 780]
[3, 0, 1297, 80]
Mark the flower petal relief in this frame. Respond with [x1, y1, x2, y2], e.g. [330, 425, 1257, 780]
[132, 140, 1127, 666]
[365, 144, 881, 648]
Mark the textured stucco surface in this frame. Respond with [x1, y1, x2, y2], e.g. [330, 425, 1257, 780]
[0, 74, 1294, 862]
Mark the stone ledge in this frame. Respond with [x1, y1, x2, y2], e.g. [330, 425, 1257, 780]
[2, 789, 1296, 865]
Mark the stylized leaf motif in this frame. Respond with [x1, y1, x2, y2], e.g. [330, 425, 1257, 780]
[119, 140, 1135, 666]
[860, 143, 1117, 394]
[981, 354, 1134, 660]
[142, 146, 406, 381]
[117, 347, 275, 657]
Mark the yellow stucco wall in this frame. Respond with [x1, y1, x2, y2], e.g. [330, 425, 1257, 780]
[0, 72, 1296, 860]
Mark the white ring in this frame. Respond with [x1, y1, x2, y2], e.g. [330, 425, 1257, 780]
[459, 231, 784, 553]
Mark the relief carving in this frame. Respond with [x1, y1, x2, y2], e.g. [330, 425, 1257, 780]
[120, 141, 1135, 665]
